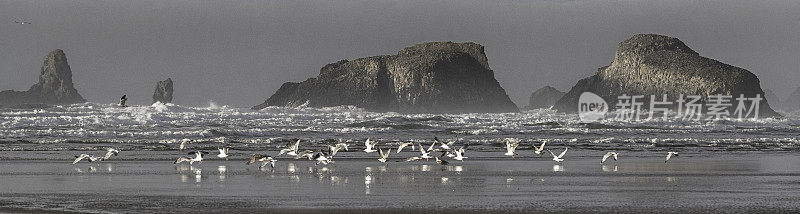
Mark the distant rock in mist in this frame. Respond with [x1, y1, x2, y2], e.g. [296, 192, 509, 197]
[763, 89, 781, 110]
[152, 78, 174, 104]
[784, 87, 800, 111]
[553, 34, 780, 117]
[525, 86, 565, 110]
[253, 42, 518, 114]
[0, 49, 86, 107]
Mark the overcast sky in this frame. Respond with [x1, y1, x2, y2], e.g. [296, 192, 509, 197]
[1, 0, 798, 107]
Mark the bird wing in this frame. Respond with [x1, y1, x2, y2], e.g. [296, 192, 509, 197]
[602, 152, 612, 163]
[538, 141, 547, 151]
[557, 148, 568, 158]
[175, 157, 190, 164]
[397, 143, 411, 153]
[292, 139, 301, 151]
[612, 153, 618, 160]
[72, 154, 88, 164]
[547, 150, 556, 158]
[364, 138, 371, 149]
[666, 153, 673, 162]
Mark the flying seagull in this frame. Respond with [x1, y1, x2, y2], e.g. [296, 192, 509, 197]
[396, 142, 415, 153]
[601, 152, 618, 163]
[453, 146, 467, 162]
[434, 136, 457, 150]
[278, 139, 301, 157]
[174, 151, 209, 164]
[378, 148, 391, 163]
[418, 143, 431, 160]
[178, 139, 192, 150]
[312, 151, 332, 165]
[504, 138, 520, 157]
[548, 147, 568, 163]
[531, 140, 547, 155]
[246, 154, 276, 168]
[72, 154, 102, 164]
[328, 141, 349, 157]
[13, 20, 31, 25]
[363, 138, 378, 153]
[103, 148, 119, 160]
[217, 147, 230, 160]
[294, 150, 315, 160]
[118, 95, 128, 107]
[665, 152, 679, 163]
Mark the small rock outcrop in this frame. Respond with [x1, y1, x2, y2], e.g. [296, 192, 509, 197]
[0, 49, 86, 107]
[253, 42, 518, 113]
[152, 78, 174, 104]
[553, 34, 780, 117]
[525, 86, 565, 110]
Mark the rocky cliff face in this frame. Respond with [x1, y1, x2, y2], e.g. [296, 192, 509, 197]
[253, 42, 518, 113]
[553, 34, 780, 117]
[0, 49, 86, 107]
[152, 78, 174, 104]
[525, 86, 564, 110]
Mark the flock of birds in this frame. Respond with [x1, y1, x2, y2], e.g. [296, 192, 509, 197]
[72, 137, 681, 167]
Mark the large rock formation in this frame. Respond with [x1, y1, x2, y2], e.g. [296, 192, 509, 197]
[525, 86, 565, 109]
[253, 42, 518, 113]
[0, 49, 86, 107]
[553, 34, 780, 117]
[152, 78, 174, 104]
[763, 89, 782, 110]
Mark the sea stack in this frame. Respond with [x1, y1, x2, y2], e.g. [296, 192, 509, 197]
[553, 34, 780, 117]
[152, 78, 174, 104]
[253, 42, 518, 114]
[0, 49, 86, 107]
[525, 86, 565, 110]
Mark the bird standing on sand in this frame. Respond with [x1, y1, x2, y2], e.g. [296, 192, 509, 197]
[601, 152, 618, 163]
[665, 152, 679, 163]
[246, 154, 276, 168]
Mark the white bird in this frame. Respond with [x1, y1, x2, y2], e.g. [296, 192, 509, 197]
[454, 146, 467, 162]
[531, 141, 547, 155]
[174, 151, 208, 164]
[103, 148, 119, 159]
[246, 154, 276, 168]
[328, 142, 349, 157]
[396, 142, 415, 153]
[548, 148, 568, 163]
[312, 152, 332, 165]
[278, 139, 301, 156]
[419, 144, 432, 160]
[363, 138, 378, 153]
[425, 141, 437, 152]
[665, 152, 679, 163]
[72, 154, 102, 164]
[118, 95, 128, 107]
[13, 20, 31, 25]
[404, 157, 422, 162]
[294, 150, 315, 160]
[179, 139, 192, 151]
[601, 152, 618, 163]
[504, 138, 520, 157]
[217, 147, 230, 160]
[378, 148, 391, 163]
[435, 137, 457, 150]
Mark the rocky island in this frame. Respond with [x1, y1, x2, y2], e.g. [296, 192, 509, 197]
[152, 78, 174, 104]
[0, 49, 86, 107]
[553, 34, 780, 117]
[525, 86, 565, 110]
[253, 42, 518, 113]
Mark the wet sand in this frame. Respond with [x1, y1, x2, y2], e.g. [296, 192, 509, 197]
[0, 152, 799, 213]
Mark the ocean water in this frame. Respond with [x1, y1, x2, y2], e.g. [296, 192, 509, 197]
[0, 102, 799, 154]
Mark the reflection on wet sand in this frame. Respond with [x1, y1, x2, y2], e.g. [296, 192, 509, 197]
[602, 164, 618, 172]
[364, 174, 372, 195]
[218, 165, 227, 182]
[175, 165, 202, 183]
[553, 164, 564, 172]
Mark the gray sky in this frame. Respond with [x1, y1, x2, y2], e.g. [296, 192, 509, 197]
[1, 0, 798, 107]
